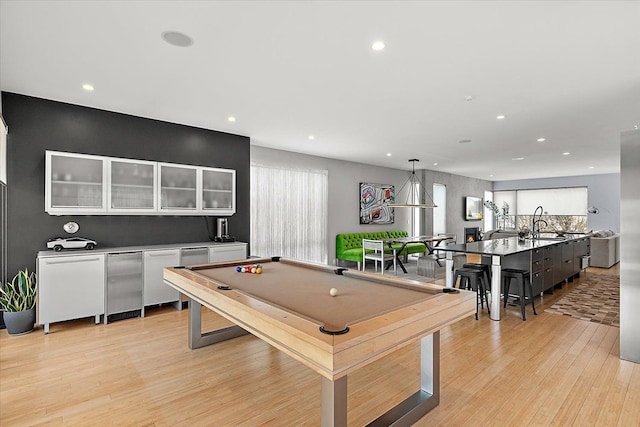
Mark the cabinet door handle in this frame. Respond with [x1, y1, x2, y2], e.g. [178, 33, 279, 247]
[46, 257, 101, 265]
[148, 253, 178, 257]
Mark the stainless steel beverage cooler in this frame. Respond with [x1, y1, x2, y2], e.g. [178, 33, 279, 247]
[106, 251, 143, 323]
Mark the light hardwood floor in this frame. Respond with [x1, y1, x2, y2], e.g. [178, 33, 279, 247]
[1, 264, 637, 426]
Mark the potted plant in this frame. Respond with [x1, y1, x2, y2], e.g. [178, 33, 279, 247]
[0, 269, 37, 335]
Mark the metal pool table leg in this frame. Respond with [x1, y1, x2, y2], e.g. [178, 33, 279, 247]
[188, 298, 249, 349]
[321, 376, 348, 427]
[367, 331, 441, 426]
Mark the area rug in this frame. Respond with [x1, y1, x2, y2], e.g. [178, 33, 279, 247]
[545, 274, 620, 327]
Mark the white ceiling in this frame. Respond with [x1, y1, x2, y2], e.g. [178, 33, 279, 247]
[1, 1, 639, 181]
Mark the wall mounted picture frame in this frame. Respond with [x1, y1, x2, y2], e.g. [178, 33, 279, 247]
[360, 183, 394, 224]
[465, 196, 483, 221]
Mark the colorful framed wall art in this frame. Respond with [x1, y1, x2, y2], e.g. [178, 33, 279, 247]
[359, 183, 394, 224]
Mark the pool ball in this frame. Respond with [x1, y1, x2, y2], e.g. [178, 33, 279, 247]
[329, 288, 338, 297]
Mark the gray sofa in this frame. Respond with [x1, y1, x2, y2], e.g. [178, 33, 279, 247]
[590, 231, 620, 268]
[483, 229, 520, 240]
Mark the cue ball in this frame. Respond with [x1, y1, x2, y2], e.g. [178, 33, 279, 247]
[329, 288, 338, 297]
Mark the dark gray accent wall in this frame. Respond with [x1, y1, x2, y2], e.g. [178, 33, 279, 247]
[2, 93, 250, 275]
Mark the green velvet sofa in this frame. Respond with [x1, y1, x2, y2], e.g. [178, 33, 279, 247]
[335, 231, 426, 267]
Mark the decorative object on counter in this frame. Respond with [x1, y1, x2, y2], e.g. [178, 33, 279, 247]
[0, 269, 37, 335]
[383, 159, 437, 209]
[46, 236, 97, 251]
[484, 200, 511, 229]
[63, 221, 79, 233]
[518, 227, 530, 242]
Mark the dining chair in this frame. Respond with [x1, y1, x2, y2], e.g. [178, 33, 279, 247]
[362, 239, 396, 275]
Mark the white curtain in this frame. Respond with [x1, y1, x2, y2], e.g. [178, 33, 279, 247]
[515, 187, 588, 215]
[250, 164, 328, 263]
[432, 183, 446, 235]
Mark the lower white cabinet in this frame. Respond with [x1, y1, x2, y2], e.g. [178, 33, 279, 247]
[37, 253, 105, 334]
[209, 244, 247, 262]
[143, 249, 180, 306]
[37, 242, 247, 333]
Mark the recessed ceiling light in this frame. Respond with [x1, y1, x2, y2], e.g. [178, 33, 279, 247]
[308, 135, 315, 140]
[82, 84, 94, 91]
[634, 124, 638, 130]
[458, 139, 472, 144]
[588, 166, 595, 169]
[386, 153, 392, 157]
[161, 31, 194, 47]
[464, 96, 474, 102]
[496, 115, 505, 120]
[562, 152, 570, 156]
[537, 138, 546, 142]
[371, 41, 385, 51]
[227, 116, 236, 122]
[512, 157, 525, 161]
[433, 162, 438, 166]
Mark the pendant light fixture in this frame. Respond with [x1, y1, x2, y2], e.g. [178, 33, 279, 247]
[385, 159, 437, 208]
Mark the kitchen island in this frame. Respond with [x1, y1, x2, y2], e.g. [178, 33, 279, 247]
[439, 235, 590, 320]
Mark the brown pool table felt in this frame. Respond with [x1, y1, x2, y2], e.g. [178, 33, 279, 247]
[188, 259, 439, 333]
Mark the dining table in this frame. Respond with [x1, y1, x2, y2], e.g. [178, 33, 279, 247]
[381, 234, 455, 274]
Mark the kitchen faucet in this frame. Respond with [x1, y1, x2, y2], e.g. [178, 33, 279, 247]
[532, 206, 548, 240]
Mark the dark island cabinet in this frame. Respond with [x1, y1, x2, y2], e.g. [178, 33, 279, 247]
[543, 244, 562, 292]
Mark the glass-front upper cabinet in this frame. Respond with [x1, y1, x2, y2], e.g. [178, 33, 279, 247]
[109, 159, 157, 212]
[46, 151, 106, 214]
[158, 163, 198, 212]
[45, 151, 236, 216]
[201, 167, 236, 215]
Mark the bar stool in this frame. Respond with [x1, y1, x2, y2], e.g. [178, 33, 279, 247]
[502, 268, 537, 320]
[463, 263, 491, 290]
[454, 267, 490, 320]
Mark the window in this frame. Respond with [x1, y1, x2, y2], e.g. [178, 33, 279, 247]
[494, 187, 588, 232]
[432, 184, 446, 236]
[483, 190, 493, 232]
[411, 181, 421, 236]
[250, 164, 328, 263]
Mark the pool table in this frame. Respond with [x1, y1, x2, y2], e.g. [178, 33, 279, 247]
[163, 257, 475, 426]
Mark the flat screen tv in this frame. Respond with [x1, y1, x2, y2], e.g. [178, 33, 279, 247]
[465, 196, 483, 221]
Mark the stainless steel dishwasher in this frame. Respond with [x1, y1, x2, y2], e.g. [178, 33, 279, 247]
[106, 251, 143, 323]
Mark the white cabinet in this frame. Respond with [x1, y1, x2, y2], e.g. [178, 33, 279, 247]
[37, 242, 246, 332]
[109, 158, 157, 213]
[158, 163, 198, 212]
[209, 243, 247, 262]
[45, 151, 107, 214]
[37, 253, 105, 333]
[201, 167, 236, 215]
[45, 150, 235, 216]
[143, 249, 180, 307]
